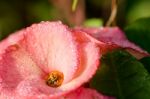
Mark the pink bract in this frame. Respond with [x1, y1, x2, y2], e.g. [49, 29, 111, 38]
[73, 27, 149, 59]
[0, 21, 102, 98]
[63, 87, 115, 99]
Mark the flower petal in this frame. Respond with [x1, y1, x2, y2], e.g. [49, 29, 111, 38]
[74, 27, 149, 59]
[59, 42, 100, 93]
[64, 87, 116, 99]
[17, 42, 100, 98]
[0, 21, 79, 98]
[20, 21, 78, 83]
[0, 45, 42, 98]
[0, 21, 101, 98]
[15, 76, 64, 98]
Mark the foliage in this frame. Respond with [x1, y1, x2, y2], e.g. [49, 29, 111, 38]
[125, 17, 150, 53]
[90, 50, 150, 99]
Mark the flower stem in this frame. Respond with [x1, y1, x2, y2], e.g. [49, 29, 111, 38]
[106, 0, 118, 26]
[72, 0, 78, 12]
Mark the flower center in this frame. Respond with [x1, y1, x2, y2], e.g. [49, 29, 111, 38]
[45, 70, 64, 87]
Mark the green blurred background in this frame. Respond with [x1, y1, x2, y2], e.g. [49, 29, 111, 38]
[0, 0, 150, 40]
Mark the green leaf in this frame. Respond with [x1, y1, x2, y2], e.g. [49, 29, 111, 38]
[83, 18, 103, 27]
[140, 57, 150, 73]
[125, 17, 150, 53]
[90, 50, 150, 99]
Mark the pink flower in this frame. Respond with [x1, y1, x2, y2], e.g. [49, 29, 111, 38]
[1, 20, 146, 99]
[0, 21, 115, 99]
